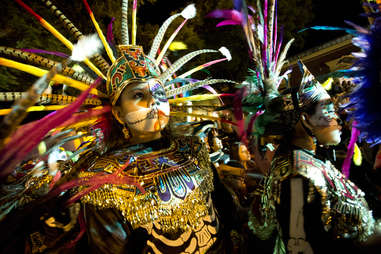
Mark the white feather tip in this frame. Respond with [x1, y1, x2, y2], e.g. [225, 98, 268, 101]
[219, 47, 232, 61]
[71, 33, 103, 62]
[181, 4, 196, 19]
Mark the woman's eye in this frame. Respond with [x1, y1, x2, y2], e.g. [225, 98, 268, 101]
[133, 92, 144, 99]
[156, 91, 165, 97]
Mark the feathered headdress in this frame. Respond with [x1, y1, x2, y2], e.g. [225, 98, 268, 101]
[208, 0, 294, 141]
[0, 1, 235, 179]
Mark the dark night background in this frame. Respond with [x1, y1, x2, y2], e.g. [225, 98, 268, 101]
[0, 0, 368, 93]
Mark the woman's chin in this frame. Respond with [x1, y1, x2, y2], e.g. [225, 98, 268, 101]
[317, 129, 341, 146]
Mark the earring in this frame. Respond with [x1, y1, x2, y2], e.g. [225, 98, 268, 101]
[122, 125, 130, 140]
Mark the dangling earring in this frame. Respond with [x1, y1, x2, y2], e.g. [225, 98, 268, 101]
[122, 125, 130, 140]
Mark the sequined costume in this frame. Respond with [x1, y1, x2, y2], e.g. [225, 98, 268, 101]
[78, 135, 233, 253]
[0, 1, 237, 253]
[248, 146, 378, 253]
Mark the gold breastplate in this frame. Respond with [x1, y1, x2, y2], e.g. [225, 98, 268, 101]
[79, 136, 215, 233]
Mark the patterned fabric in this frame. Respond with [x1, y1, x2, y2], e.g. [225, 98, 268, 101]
[251, 148, 376, 244]
[79, 136, 214, 233]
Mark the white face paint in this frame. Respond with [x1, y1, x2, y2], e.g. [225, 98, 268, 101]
[125, 101, 170, 132]
[308, 100, 342, 146]
[117, 79, 170, 134]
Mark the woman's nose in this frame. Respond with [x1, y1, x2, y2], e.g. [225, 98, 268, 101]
[147, 94, 158, 107]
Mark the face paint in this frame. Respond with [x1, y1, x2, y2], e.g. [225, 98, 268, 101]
[309, 101, 342, 145]
[117, 80, 170, 133]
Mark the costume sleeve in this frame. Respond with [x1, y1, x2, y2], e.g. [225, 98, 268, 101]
[278, 177, 363, 253]
[83, 205, 149, 254]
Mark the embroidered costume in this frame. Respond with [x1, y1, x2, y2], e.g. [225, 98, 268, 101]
[0, 1, 236, 253]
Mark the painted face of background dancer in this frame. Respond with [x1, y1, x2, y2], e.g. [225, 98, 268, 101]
[308, 99, 342, 146]
[117, 80, 170, 134]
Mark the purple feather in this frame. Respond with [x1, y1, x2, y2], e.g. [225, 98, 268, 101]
[216, 20, 241, 27]
[274, 26, 284, 68]
[341, 124, 360, 178]
[21, 48, 69, 58]
[0, 78, 101, 179]
[246, 110, 264, 137]
[273, 0, 278, 60]
[234, 0, 243, 11]
[107, 17, 115, 45]
[262, 0, 268, 74]
[206, 9, 242, 23]
[233, 87, 248, 145]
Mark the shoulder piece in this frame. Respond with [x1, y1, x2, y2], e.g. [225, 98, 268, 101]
[78, 136, 215, 233]
[292, 149, 327, 188]
[291, 150, 376, 242]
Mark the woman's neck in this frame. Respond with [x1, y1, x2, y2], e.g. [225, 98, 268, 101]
[292, 121, 316, 154]
[128, 131, 162, 146]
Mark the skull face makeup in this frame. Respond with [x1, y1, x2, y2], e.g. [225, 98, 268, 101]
[308, 100, 342, 146]
[115, 79, 170, 134]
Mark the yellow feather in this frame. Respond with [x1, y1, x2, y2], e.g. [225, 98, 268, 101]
[169, 41, 188, 51]
[168, 94, 221, 103]
[0, 57, 106, 97]
[322, 77, 333, 91]
[353, 143, 362, 166]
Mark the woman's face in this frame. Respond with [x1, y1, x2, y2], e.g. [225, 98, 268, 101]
[308, 100, 342, 146]
[114, 79, 170, 134]
[239, 144, 251, 161]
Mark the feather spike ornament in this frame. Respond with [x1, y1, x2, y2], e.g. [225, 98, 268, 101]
[0, 92, 101, 106]
[39, 0, 110, 73]
[148, 14, 183, 59]
[0, 47, 94, 84]
[0, 78, 101, 178]
[177, 47, 232, 79]
[166, 79, 236, 97]
[15, 0, 106, 80]
[155, 4, 197, 65]
[121, 0, 129, 45]
[209, 0, 294, 142]
[131, 0, 138, 45]
[81, 0, 116, 63]
[0, 57, 105, 97]
[160, 49, 218, 83]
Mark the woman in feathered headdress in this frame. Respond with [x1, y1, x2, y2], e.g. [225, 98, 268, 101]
[210, 0, 381, 253]
[0, 1, 239, 253]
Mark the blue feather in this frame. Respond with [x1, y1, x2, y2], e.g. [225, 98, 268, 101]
[298, 26, 357, 36]
[347, 15, 381, 144]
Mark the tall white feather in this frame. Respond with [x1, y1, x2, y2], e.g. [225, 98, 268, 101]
[219, 47, 232, 61]
[181, 4, 196, 19]
[155, 4, 197, 65]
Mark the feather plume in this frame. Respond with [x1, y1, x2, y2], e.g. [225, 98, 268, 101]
[353, 143, 362, 166]
[219, 47, 232, 61]
[160, 49, 218, 82]
[0, 47, 94, 84]
[71, 34, 103, 62]
[181, 4, 196, 19]
[342, 125, 360, 178]
[206, 9, 242, 27]
[0, 78, 101, 179]
[121, 0, 129, 44]
[15, 0, 106, 79]
[343, 9, 381, 144]
[166, 79, 236, 97]
[148, 13, 182, 59]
